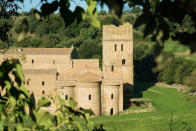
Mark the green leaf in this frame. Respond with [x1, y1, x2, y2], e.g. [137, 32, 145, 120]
[20, 85, 30, 98]
[79, 107, 95, 116]
[4, 80, 11, 91]
[87, 121, 94, 130]
[68, 97, 77, 109]
[36, 97, 51, 112]
[16, 125, 31, 131]
[15, 63, 24, 83]
[36, 110, 54, 129]
[17, 32, 26, 42]
[86, 0, 100, 28]
[58, 96, 66, 107]
[24, 101, 30, 116]
[0, 120, 5, 130]
[74, 6, 85, 24]
[73, 121, 83, 131]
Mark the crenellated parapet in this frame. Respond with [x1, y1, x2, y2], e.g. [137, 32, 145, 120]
[103, 23, 132, 41]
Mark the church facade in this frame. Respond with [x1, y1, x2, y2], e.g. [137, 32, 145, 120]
[0, 23, 133, 116]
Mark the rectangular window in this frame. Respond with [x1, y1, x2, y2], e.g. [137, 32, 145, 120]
[53, 60, 55, 64]
[32, 59, 34, 63]
[65, 95, 68, 100]
[121, 44, 123, 51]
[111, 94, 114, 99]
[114, 44, 117, 51]
[111, 65, 114, 72]
[42, 81, 45, 86]
[89, 94, 91, 100]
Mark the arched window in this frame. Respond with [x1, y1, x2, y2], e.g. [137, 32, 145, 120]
[89, 94, 91, 100]
[32, 59, 34, 63]
[114, 44, 117, 51]
[111, 94, 114, 99]
[121, 44, 123, 51]
[65, 95, 68, 100]
[110, 108, 113, 115]
[53, 60, 55, 64]
[42, 90, 45, 94]
[122, 59, 126, 65]
[111, 65, 114, 72]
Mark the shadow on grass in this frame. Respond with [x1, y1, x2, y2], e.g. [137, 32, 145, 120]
[123, 82, 155, 110]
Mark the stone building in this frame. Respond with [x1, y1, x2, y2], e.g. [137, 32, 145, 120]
[0, 23, 133, 116]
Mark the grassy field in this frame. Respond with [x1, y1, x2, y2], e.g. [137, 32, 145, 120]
[92, 86, 196, 131]
[163, 39, 189, 52]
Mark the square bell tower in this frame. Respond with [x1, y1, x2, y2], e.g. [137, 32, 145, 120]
[102, 23, 133, 85]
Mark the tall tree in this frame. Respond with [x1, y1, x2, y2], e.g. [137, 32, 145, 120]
[0, 0, 19, 44]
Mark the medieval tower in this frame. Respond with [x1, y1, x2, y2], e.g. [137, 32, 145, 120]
[101, 23, 133, 115]
[102, 23, 133, 84]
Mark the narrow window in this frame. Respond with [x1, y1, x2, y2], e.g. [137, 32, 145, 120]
[53, 60, 55, 64]
[56, 72, 59, 80]
[42, 90, 45, 94]
[121, 44, 123, 51]
[32, 59, 34, 63]
[110, 108, 113, 115]
[89, 94, 91, 100]
[122, 59, 126, 65]
[114, 44, 117, 51]
[111, 65, 114, 72]
[27, 81, 29, 85]
[65, 95, 68, 100]
[42, 81, 45, 86]
[111, 94, 114, 99]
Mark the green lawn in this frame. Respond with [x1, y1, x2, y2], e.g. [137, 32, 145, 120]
[163, 39, 189, 52]
[92, 86, 196, 131]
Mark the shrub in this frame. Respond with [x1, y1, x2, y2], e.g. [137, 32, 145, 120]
[184, 70, 196, 92]
[158, 55, 196, 86]
[174, 59, 196, 84]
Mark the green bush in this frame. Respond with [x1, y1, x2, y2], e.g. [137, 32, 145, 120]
[158, 56, 196, 85]
[0, 40, 8, 49]
[184, 70, 196, 92]
[174, 59, 196, 84]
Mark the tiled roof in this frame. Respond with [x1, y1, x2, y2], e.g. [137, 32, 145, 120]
[5, 48, 73, 55]
[77, 71, 102, 83]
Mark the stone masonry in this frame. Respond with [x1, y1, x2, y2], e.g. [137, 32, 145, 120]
[0, 23, 133, 116]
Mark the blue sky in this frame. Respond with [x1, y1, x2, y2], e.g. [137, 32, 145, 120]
[18, 0, 131, 13]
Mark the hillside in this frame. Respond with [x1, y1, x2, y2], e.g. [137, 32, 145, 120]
[92, 85, 196, 131]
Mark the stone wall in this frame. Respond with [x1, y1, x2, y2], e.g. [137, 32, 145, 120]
[23, 69, 57, 100]
[102, 23, 133, 84]
[101, 83, 120, 115]
[75, 82, 101, 116]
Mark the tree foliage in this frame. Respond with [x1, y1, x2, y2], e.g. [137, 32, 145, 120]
[0, 59, 103, 130]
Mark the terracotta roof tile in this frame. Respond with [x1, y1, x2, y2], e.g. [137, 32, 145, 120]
[5, 48, 73, 55]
